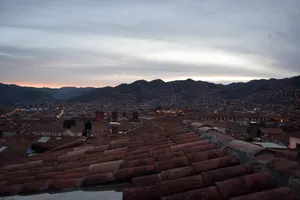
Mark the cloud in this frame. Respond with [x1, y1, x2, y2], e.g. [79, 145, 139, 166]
[0, 0, 299, 87]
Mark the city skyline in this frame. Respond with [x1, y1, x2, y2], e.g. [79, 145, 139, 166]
[1, 0, 300, 87]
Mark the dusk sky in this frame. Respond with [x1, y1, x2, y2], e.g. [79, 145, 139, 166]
[0, 0, 300, 88]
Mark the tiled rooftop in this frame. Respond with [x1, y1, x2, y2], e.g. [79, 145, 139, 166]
[0, 119, 299, 200]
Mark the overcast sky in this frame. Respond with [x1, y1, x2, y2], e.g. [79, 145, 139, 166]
[0, 0, 300, 88]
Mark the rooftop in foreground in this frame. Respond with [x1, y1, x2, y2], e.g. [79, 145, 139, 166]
[0, 117, 299, 200]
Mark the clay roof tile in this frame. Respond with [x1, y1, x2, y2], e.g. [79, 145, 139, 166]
[120, 158, 155, 169]
[193, 155, 239, 173]
[216, 172, 274, 199]
[82, 173, 115, 187]
[155, 157, 190, 172]
[170, 140, 208, 152]
[88, 160, 123, 174]
[160, 165, 195, 181]
[202, 164, 252, 185]
[156, 174, 205, 197]
[132, 174, 162, 186]
[230, 187, 300, 200]
[115, 165, 155, 181]
[123, 185, 157, 200]
[187, 149, 227, 163]
[161, 186, 221, 200]
[226, 140, 274, 156]
[183, 143, 216, 154]
[20, 180, 49, 194]
[154, 151, 185, 162]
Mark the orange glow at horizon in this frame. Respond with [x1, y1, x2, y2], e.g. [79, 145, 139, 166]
[3, 81, 110, 88]
[4, 82, 78, 88]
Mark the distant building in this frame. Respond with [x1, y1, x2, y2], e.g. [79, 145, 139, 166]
[95, 111, 104, 121]
[30, 122, 82, 137]
[289, 132, 300, 149]
[132, 111, 139, 121]
[111, 111, 118, 122]
[248, 121, 259, 137]
[259, 128, 285, 138]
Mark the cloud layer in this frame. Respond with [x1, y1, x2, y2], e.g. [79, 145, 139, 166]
[0, 0, 299, 87]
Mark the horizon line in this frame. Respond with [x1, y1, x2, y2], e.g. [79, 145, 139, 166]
[2, 75, 298, 89]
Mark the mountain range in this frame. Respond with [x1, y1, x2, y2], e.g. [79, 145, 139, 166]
[0, 76, 299, 105]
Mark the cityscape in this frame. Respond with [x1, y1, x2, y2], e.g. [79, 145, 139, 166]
[0, 76, 300, 199]
[1, 0, 300, 199]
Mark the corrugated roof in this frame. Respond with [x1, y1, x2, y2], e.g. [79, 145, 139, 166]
[252, 142, 287, 149]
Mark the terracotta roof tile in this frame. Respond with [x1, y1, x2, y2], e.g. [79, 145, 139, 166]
[108, 139, 129, 149]
[150, 148, 171, 156]
[27, 166, 54, 174]
[171, 132, 197, 140]
[187, 149, 227, 163]
[82, 173, 115, 187]
[226, 140, 272, 156]
[21, 180, 49, 194]
[88, 160, 123, 174]
[183, 143, 216, 154]
[156, 174, 205, 197]
[151, 139, 172, 145]
[126, 148, 150, 156]
[193, 155, 239, 173]
[216, 172, 274, 199]
[55, 160, 97, 171]
[130, 145, 153, 151]
[202, 164, 252, 185]
[160, 165, 195, 181]
[170, 140, 208, 151]
[84, 145, 108, 154]
[0, 181, 7, 187]
[125, 152, 151, 161]
[66, 166, 89, 173]
[51, 139, 84, 151]
[58, 154, 82, 163]
[153, 143, 174, 149]
[154, 151, 185, 162]
[48, 178, 82, 190]
[2, 170, 29, 178]
[128, 143, 151, 150]
[0, 184, 22, 196]
[173, 137, 204, 145]
[267, 157, 300, 178]
[6, 176, 36, 185]
[81, 153, 103, 162]
[0, 160, 43, 172]
[66, 149, 87, 156]
[115, 165, 155, 180]
[230, 187, 300, 200]
[52, 172, 87, 180]
[99, 154, 125, 163]
[161, 186, 221, 200]
[120, 158, 155, 169]
[123, 185, 157, 200]
[132, 174, 162, 186]
[104, 147, 128, 156]
[39, 155, 59, 163]
[155, 157, 190, 172]
[37, 171, 68, 180]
